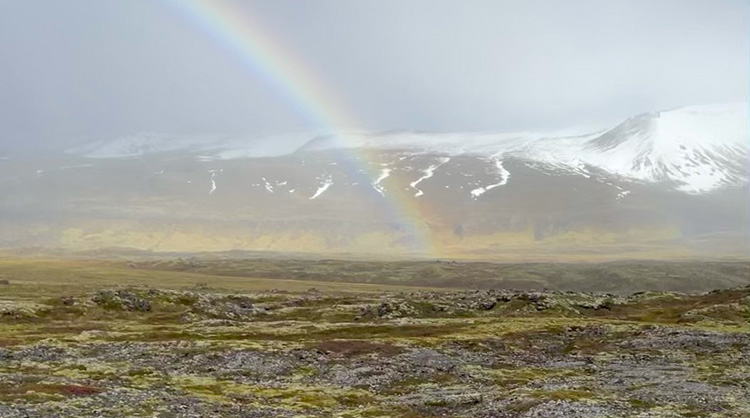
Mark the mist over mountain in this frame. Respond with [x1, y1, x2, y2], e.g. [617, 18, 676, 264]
[1, 103, 747, 260]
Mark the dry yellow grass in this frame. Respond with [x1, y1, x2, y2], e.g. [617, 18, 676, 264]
[0, 258, 442, 299]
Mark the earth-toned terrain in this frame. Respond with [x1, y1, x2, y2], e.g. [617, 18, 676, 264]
[1, 258, 748, 417]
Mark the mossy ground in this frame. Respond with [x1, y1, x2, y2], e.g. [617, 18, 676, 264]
[0, 258, 748, 417]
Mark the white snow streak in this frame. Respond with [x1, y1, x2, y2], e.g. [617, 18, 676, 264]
[470, 158, 510, 198]
[208, 169, 222, 194]
[309, 176, 333, 200]
[372, 168, 392, 196]
[262, 177, 274, 193]
[410, 157, 450, 197]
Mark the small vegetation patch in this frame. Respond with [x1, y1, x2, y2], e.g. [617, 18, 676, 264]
[0, 382, 103, 402]
[314, 340, 405, 357]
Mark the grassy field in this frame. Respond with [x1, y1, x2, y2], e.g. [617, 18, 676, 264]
[2, 257, 749, 297]
[0, 258, 448, 300]
[113, 257, 750, 294]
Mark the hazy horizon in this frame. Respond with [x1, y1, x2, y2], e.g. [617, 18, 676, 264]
[1, 0, 748, 152]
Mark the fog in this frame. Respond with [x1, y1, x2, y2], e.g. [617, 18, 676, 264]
[0, 0, 747, 151]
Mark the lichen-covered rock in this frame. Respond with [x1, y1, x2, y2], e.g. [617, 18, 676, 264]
[92, 290, 152, 312]
[0, 285, 747, 417]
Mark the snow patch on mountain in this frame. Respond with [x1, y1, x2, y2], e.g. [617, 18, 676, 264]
[298, 127, 605, 157]
[262, 177, 274, 193]
[68, 133, 223, 158]
[411, 157, 450, 197]
[310, 175, 333, 200]
[208, 169, 222, 195]
[373, 168, 391, 197]
[471, 158, 511, 198]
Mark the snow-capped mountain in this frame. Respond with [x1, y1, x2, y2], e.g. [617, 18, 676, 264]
[290, 102, 749, 193]
[580, 103, 748, 192]
[2, 104, 747, 258]
[68, 103, 748, 194]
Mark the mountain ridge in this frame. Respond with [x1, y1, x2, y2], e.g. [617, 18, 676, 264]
[63, 103, 749, 194]
[1, 103, 746, 258]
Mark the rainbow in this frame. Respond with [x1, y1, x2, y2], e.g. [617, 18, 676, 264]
[162, 0, 437, 255]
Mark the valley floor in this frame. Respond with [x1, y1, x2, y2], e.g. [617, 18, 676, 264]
[0, 259, 748, 417]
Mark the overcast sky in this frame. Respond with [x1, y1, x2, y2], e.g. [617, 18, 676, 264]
[0, 0, 748, 150]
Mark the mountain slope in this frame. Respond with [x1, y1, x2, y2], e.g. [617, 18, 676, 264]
[1, 103, 747, 258]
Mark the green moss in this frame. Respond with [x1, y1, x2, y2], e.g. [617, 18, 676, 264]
[292, 365, 319, 379]
[628, 398, 657, 408]
[127, 367, 156, 377]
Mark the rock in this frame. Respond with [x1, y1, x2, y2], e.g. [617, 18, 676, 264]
[480, 300, 497, 310]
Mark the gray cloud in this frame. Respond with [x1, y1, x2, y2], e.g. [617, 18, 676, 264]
[0, 0, 747, 151]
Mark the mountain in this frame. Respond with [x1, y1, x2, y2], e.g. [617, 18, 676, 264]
[0, 103, 747, 259]
[581, 103, 748, 192]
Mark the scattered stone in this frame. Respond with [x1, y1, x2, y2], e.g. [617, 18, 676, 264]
[0, 285, 746, 417]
